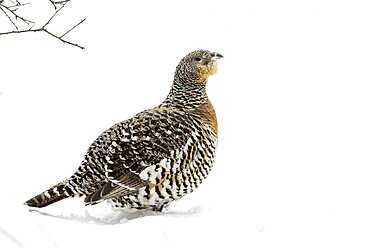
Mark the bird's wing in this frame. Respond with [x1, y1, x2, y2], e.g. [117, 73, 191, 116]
[84, 107, 194, 205]
[84, 168, 143, 204]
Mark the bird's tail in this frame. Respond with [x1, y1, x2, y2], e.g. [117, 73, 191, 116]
[24, 180, 74, 208]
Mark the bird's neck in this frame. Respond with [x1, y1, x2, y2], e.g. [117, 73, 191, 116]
[161, 76, 218, 134]
[162, 75, 209, 110]
[161, 75, 218, 134]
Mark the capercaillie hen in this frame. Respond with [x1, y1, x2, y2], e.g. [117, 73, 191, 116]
[25, 50, 223, 211]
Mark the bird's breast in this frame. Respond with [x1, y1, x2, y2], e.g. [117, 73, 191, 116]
[191, 100, 218, 134]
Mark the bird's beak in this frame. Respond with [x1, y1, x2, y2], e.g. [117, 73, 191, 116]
[211, 52, 223, 60]
[207, 52, 222, 76]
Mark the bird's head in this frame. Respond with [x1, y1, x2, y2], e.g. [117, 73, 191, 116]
[176, 50, 223, 84]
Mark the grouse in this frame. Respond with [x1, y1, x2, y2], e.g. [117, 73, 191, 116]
[25, 49, 223, 211]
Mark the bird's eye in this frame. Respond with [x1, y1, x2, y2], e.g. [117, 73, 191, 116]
[194, 57, 202, 62]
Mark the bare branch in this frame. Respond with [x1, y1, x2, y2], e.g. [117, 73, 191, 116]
[0, 28, 37, 35]
[0, 25, 85, 49]
[0, 0, 86, 49]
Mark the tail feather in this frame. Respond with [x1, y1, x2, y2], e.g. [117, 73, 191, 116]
[24, 181, 73, 208]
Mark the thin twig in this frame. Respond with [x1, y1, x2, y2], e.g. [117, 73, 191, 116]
[0, 6, 18, 29]
[7, 2, 30, 9]
[48, 0, 56, 9]
[53, 0, 70, 5]
[0, 0, 34, 31]
[44, 29, 84, 49]
[60, 18, 85, 38]
[48, 0, 69, 9]
[1, 4, 34, 25]
[42, 3, 64, 28]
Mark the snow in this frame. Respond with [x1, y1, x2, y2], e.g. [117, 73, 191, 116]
[2, 0, 370, 247]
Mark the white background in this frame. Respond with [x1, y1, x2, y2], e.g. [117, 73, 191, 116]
[1, 0, 370, 247]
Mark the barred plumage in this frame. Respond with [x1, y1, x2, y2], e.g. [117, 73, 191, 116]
[25, 50, 223, 211]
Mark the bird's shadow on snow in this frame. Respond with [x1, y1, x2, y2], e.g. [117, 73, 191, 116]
[28, 205, 205, 225]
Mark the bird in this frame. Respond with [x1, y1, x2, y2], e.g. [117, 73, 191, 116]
[25, 49, 223, 212]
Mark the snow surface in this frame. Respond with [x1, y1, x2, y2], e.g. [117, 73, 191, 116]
[2, 0, 370, 247]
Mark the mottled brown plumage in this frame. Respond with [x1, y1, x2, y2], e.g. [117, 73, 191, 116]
[25, 50, 223, 211]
